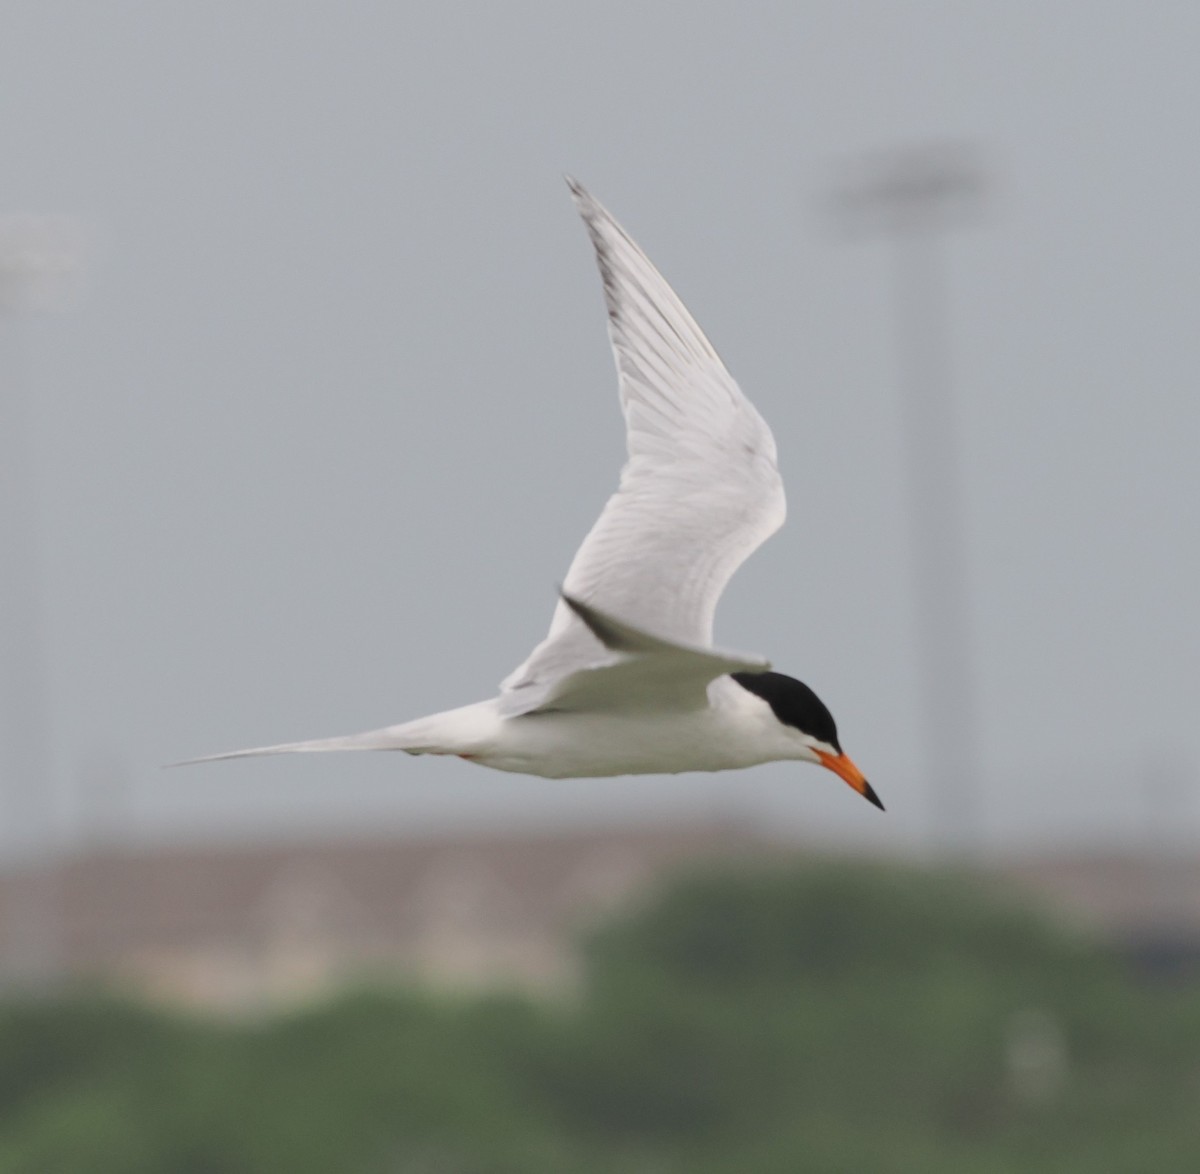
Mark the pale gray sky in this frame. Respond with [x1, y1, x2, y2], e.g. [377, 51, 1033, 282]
[1, 2, 1197, 859]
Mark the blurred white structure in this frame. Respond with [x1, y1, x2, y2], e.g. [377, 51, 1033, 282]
[1005, 1007, 1068, 1104]
[37, 821, 764, 1013]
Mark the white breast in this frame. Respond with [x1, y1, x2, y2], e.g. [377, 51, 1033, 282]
[474, 681, 807, 779]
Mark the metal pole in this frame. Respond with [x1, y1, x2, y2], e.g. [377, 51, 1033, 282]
[0, 214, 83, 987]
[831, 143, 986, 855]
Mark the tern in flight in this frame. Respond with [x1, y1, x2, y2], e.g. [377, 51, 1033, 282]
[181, 179, 881, 811]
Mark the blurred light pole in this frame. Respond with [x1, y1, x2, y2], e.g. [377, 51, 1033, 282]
[0, 213, 83, 987]
[831, 143, 987, 855]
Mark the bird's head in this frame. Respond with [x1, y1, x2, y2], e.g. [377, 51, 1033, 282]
[730, 671, 883, 810]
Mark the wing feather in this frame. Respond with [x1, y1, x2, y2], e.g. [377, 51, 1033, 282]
[501, 180, 785, 710]
[502, 595, 769, 717]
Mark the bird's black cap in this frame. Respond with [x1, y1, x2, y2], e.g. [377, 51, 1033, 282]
[730, 671, 841, 751]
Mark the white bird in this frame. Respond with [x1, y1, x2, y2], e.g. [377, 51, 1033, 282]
[180, 179, 881, 810]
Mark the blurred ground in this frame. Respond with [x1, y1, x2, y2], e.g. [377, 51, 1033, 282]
[2, 819, 1197, 1012]
[1, 855, 1198, 1174]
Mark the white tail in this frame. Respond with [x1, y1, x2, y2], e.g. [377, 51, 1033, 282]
[168, 702, 500, 768]
[167, 727, 413, 767]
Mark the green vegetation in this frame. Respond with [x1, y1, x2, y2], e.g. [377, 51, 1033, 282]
[1, 860, 1198, 1173]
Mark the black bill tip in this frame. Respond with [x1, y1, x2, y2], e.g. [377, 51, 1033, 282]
[861, 781, 885, 811]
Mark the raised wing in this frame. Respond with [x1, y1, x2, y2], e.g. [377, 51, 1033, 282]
[501, 180, 786, 711]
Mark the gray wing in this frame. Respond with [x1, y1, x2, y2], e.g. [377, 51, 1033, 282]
[500, 180, 786, 713]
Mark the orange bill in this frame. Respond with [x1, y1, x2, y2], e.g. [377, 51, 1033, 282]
[815, 749, 884, 811]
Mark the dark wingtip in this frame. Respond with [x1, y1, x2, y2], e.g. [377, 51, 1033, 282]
[862, 781, 886, 811]
[564, 174, 590, 205]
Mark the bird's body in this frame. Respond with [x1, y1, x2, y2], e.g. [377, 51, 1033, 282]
[466, 680, 798, 779]
[225, 677, 797, 780]
[182, 179, 881, 810]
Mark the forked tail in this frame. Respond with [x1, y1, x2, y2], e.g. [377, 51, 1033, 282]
[168, 728, 411, 767]
[168, 704, 496, 768]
